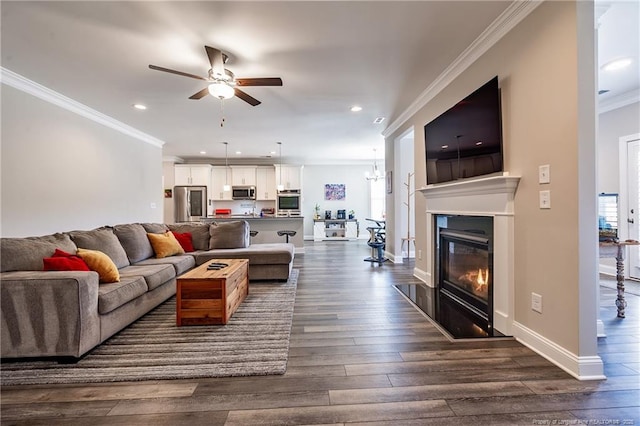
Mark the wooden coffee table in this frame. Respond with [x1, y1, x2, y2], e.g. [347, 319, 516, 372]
[176, 258, 249, 326]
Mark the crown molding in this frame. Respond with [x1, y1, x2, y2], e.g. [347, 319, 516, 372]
[382, 0, 543, 138]
[598, 89, 640, 114]
[0, 67, 165, 148]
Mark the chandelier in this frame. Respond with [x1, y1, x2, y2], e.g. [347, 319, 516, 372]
[365, 148, 382, 181]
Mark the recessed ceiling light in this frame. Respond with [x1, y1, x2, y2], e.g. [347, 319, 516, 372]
[133, 104, 147, 110]
[441, 145, 449, 149]
[475, 141, 483, 146]
[350, 105, 362, 112]
[200, 151, 207, 155]
[235, 151, 242, 155]
[602, 57, 632, 71]
[270, 151, 276, 155]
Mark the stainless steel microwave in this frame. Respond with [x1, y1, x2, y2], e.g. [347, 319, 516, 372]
[232, 186, 256, 200]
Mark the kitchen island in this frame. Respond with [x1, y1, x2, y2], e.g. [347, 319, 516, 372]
[203, 215, 304, 253]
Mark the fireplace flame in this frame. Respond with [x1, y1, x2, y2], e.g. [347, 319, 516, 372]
[475, 268, 489, 292]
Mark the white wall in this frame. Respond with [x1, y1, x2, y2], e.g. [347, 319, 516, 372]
[302, 165, 373, 238]
[1, 85, 163, 237]
[597, 102, 640, 193]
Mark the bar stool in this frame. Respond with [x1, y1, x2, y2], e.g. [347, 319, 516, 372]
[277, 230, 296, 243]
[249, 230, 258, 239]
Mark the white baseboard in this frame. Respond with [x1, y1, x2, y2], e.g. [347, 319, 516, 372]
[512, 321, 605, 380]
[413, 267, 431, 286]
[597, 319, 606, 338]
[599, 264, 616, 277]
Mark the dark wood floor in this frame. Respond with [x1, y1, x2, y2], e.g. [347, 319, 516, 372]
[2, 242, 639, 425]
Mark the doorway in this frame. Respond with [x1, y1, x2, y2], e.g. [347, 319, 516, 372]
[620, 134, 640, 279]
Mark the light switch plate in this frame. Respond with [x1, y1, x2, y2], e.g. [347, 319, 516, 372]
[539, 164, 550, 184]
[539, 190, 551, 209]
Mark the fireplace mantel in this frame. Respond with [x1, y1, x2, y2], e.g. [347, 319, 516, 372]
[419, 175, 521, 217]
[418, 175, 520, 198]
[420, 174, 521, 336]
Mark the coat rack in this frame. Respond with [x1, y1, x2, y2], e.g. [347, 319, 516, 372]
[402, 172, 415, 259]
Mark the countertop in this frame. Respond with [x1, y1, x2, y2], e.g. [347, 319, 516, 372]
[204, 215, 304, 220]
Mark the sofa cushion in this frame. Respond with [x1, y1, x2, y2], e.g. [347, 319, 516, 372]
[140, 223, 169, 233]
[209, 220, 250, 249]
[113, 223, 154, 263]
[1, 233, 78, 272]
[97, 276, 148, 314]
[69, 228, 130, 269]
[77, 248, 120, 283]
[167, 223, 210, 250]
[147, 232, 185, 258]
[43, 249, 90, 272]
[119, 264, 175, 291]
[134, 255, 196, 276]
[172, 231, 195, 252]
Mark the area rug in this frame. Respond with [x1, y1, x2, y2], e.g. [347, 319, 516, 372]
[1, 269, 298, 386]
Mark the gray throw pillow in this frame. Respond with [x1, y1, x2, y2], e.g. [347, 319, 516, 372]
[168, 223, 210, 251]
[140, 223, 169, 233]
[0, 233, 77, 272]
[209, 221, 250, 249]
[113, 223, 154, 263]
[69, 228, 130, 268]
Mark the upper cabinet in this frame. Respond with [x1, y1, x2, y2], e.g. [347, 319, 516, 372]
[256, 166, 277, 200]
[174, 164, 212, 186]
[275, 165, 302, 190]
[230, 166, 257, 186]
[210, 166, 232, 200]
[175, 164, 214, 215]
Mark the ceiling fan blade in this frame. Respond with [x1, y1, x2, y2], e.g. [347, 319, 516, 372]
[236, 77, 283, 87]
[205, 46, 225, 78]
[149, 64, 207, 81]
[234, 88, 261, 106]
[189, 87, 210, 100]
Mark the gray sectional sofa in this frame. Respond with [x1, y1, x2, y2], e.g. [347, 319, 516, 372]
[0, 221, 294, 359]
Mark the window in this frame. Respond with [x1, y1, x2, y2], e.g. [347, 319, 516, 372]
[370, 178, 386, 219]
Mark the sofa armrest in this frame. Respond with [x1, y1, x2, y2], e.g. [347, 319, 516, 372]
[1, 271, 101, 358]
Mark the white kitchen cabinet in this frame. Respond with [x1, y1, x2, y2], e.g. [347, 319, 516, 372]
[175, 165, 212, 186]
[275, 165, 302, 190]
[210, 166, 232, 200]
[256, 166, 276, 200]
[231, 166, 257, 186]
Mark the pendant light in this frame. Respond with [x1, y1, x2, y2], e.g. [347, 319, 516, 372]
[277, 142, 284, 191]
[365, 148, 382, 181]
[223, 142, 231, 191]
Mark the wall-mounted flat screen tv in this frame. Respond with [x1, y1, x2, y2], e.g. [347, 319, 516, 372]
[424, 76, 503, 185]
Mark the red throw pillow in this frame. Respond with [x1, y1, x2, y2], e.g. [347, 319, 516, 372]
[171, 231, 195, 252]
[43, 249, 91, 272]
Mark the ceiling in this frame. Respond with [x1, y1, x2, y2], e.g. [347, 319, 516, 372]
[1, 1, 637, 165]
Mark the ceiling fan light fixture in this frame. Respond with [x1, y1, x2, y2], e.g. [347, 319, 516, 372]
[208, 82, 235, 99]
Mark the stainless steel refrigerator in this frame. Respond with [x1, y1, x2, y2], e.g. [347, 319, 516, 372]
[174, 186, 207, 222]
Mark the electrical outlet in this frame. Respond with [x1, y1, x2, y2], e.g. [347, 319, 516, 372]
[418, 249, 422, 260]
[150, 202, 157, 209]
[539, 190, 551, 209]
[532, 292, 543, 313]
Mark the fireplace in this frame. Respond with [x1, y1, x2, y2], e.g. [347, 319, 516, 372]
[418, 175, 520, 338]
[437, 228, 493, 338]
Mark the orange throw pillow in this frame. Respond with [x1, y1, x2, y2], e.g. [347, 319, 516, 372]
[147, 232, 185, 258]
[76, 248, 120, 283]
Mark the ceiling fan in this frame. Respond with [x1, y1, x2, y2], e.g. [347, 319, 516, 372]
[149, 46, 282, 106]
